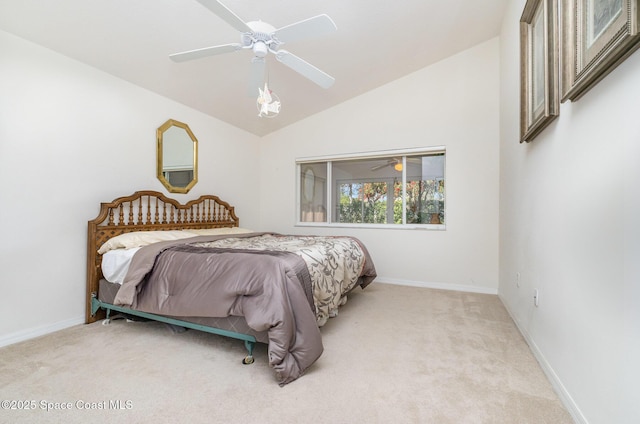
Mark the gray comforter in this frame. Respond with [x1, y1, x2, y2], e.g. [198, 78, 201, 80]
[113, 233, 376, 385]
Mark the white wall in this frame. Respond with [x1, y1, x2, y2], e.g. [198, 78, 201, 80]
[0, 30, 261, 344]
[258, 38, 501, 293]
[499, 2, 640, 423]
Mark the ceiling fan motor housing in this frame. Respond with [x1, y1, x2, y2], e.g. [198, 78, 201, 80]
[244, 21, 281, 57]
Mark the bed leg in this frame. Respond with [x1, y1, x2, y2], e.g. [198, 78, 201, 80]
[102, 308, 112, 326]
[242, 340, 255, 365]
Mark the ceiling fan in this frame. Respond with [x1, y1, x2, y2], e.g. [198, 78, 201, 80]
[169, 0, 337, 95]
[371, 159, 403, 172]
[370, 157, 423, 172]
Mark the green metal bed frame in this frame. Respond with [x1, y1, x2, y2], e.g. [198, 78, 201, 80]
[90, 294, 257, 365]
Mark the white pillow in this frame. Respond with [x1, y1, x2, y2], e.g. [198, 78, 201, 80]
[97, 227, 254, 254]
[101, 247, 141, 284]
[182, 227, 253, 236]
[97, 230, 195, 254]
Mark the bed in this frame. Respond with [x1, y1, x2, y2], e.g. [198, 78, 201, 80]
[86, 191, 376, 385]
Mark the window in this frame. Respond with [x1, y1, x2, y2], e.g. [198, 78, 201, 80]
[297, 148, 445, 227]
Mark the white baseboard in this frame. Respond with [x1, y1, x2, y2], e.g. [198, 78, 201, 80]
[374, 277, 498, 295]
[498, 295, 587, 424]
[0, 316, 85, 348]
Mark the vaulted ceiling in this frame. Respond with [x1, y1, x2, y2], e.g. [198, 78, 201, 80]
[0, 0, 508, 136]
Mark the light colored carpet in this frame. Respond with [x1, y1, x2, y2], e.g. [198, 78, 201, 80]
[0, 283, 573, 424]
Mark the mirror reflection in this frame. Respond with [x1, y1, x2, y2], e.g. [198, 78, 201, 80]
[156, 119, 198, 193]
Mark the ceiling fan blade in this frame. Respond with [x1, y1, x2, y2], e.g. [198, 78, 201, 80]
[371, 159, 397, 171]
[370, 164, 389, 171]
[247, 57, 266, 97]
[169, 43, 242, 62]
[275, 50, 335, 89]
[274, 14, 337, 44]
[195, 0, 252, 33]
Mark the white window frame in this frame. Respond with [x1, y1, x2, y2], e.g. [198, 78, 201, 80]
[296, 147, 446, 230]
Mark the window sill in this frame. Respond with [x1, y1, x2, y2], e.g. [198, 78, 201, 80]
[295, 222, 446, 230]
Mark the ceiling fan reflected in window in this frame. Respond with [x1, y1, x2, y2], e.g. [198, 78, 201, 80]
[370, 157, 424, 172]
[169, 0, 337, 98]
[371, 159, 403, 172]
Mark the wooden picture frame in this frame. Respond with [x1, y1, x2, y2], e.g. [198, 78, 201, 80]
[562, 0, 640, 101]
[520, 0, 560, 143]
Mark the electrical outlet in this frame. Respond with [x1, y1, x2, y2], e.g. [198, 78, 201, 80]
[533, 289, 539, 307]
[516, 272, 521, 288]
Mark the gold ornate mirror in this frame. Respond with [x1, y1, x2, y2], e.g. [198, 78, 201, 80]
[157, 119, 198, 193]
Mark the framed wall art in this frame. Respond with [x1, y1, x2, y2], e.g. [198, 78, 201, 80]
[562, 0, 640, 101]
[520, 0, 559, 143]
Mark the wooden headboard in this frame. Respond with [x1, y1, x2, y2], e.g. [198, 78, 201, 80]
[86, 190, 239, 323]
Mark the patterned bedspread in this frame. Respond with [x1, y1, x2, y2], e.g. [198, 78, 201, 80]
[193, 234, 373, 326]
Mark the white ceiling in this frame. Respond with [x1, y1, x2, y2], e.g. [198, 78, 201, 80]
[0, 0, 508, 136]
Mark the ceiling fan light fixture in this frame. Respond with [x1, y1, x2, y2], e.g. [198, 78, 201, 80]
[252, 41, 269, 58]
[394, 162, 403, 171]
